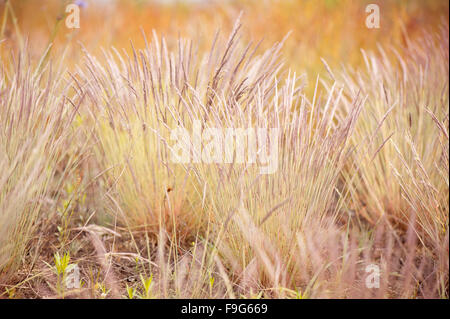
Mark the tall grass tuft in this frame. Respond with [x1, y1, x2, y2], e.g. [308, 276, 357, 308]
[66, 18, 448, 298]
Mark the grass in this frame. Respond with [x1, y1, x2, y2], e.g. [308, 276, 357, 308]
[0, 0, 448, 299]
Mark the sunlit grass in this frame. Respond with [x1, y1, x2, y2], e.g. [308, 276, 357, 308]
[0, 0, 448, 299]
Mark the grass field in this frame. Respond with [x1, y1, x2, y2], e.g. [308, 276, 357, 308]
[0, 0, 448, 298]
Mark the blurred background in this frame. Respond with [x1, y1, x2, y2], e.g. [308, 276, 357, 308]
[1, 0, 449, 82]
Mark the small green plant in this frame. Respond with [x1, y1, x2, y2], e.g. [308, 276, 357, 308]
[95, 282, 110, 299]
[295, 289, 307, 299]
[54, 252, 70, 297]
